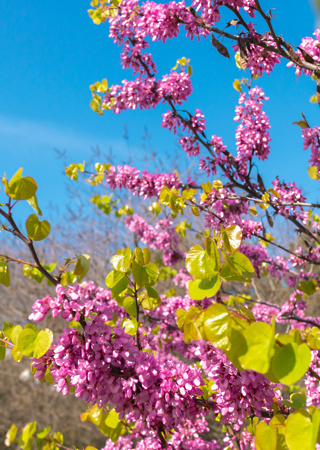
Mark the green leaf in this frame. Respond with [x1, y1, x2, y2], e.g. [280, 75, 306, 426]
[231, 251, 255, 278]
[233, 79, 242, 93]
[188, 276, 222, 300]
[0, 259, 10, 287]
[6, 168, 38, 200]
[249, 206, 259, 216]
[12, 344, 23, 362]
[52, 431, 63, 444]
[183, 306, 204, 341]
[292, 120, 309, 129]
[140, 287, 161, 310]
[272, 342, 311, 385]
[238, 322, 275, 374]
[298, 279, 317, 295]
[308, 165, 320, 180]
[26, 214, 50, 241]
[142, 248, 151, 265]
[100, 419, 126, 443]
[186, 241, 219, 279]
[17, 328, 37, 357]
[105, 270, 129, 298]
[176, 309, 188, 331]
[27, 193, 42, 216]
[0, 331, 6, 360]
[74, 254, 90, 281]
[105, 410, 120, 429]
[84, 405, 102, 425]
[269, 414, 287, 449]
[255, 421, 277, 450]
[203, 303, 230, 350]
[34, 329, 53, 358]
[19, 421, 37, 450]
[23, 265, 45, 283]
[123, 297, 137, 316]
[132, 260, 159, 287]
[221, 251, 255, 281]
[285, 410, 316, 450]
[122, 318, 138, 336]
[306, 327, 320, 349]
[133, 247, 144, 266]
[11, 325, 22, 345]
[111, 248, 132, 273]
[36, 426, 51, 439]
[24, 324, 39, 334]
[65, 162, 85, 181]
[282, 393, 306, 409]
[5, 424, 18, 446]
[224, 225, 242, 253]
[3, 322, 14, 340]
[60, 270, 77, 286]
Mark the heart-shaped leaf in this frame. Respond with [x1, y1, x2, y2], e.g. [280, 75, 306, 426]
[26, 214, 50, 241]
[6, 168, 38, 200]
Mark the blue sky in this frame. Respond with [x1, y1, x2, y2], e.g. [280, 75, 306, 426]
[1, 0, 320, 225]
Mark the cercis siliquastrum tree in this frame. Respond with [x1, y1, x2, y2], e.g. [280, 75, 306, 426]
[3, 1, 320, 450]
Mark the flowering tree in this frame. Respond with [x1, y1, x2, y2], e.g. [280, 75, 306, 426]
[3, 1, 320, 449]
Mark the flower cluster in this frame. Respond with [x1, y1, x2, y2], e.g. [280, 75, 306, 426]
[162, 108, 206, 157]
[30, 283, 208, 439]
[302, 126, 320, 174]
[287, 29, 320, 76]
[101, 416, 220, 449]
[105, 164, 181, 198]
[234, 87, 271, 178]
[305, 351, 320, 407]
[195, 342, 277, 430]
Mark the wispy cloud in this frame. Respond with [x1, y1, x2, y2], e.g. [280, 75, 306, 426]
[0, 113, 127, 158]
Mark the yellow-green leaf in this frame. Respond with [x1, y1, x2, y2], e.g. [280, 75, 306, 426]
[6, 168, 38, 200]
[0, 259, 10, 287]
[34, 329, 53, 358]
[308, 165, 320, 180]
[26, 214, 50, 241]
[74, 254, 90, 281]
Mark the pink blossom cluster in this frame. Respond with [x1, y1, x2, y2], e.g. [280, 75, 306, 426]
[233, 35, 281, 76]
[28, 281, 123, 323]
[105, 71, 193, 113]
[204, 212, 264, 238]
[199, 134, 235, 179]
[251, 289, 320, 331]
[277, 290, 307, 324]
[302, 126, 320, 174]
[191, 0, 256, 28]
[234, 87, 271, 179]
[287, 29, 320, 76]
[30, 284, 209, 437]
[191, 0, 221, 26]
[105, 164, 181, 198]
[240, 243, 319, 287]
[172, 267, 192, 288]
[125, 214, 183, 265]
[101, 416, 220, 449]
[270, 178, 308, 221]
[305, 351, 320, 407]
[162, 108, 205, 156]
[251, 302, 280, 324]
[195, 341, 276, 430]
